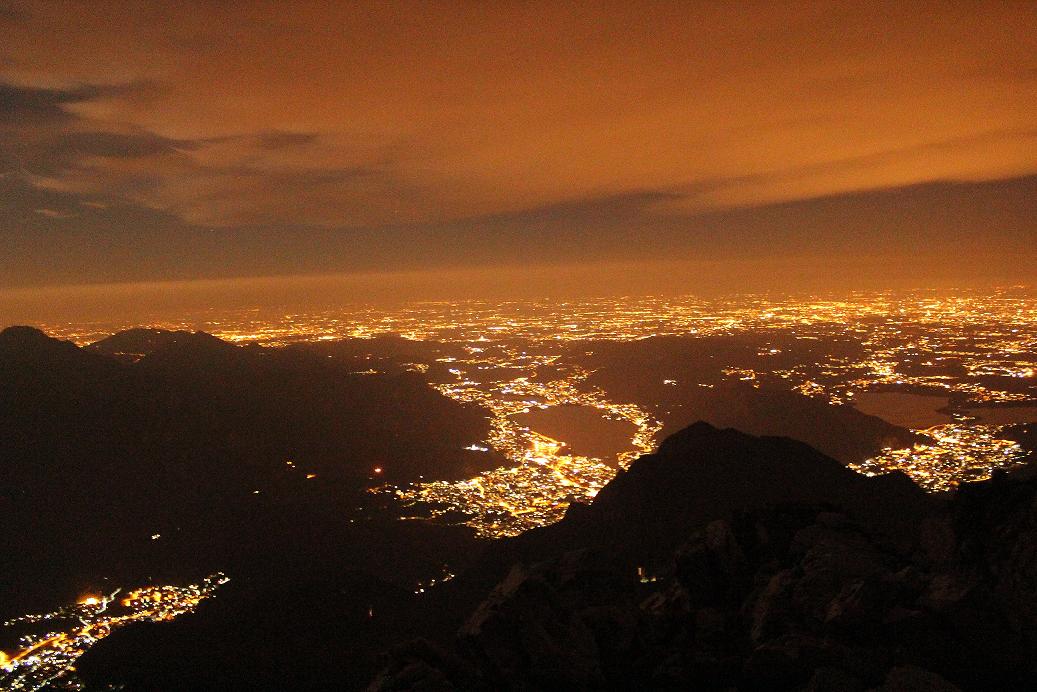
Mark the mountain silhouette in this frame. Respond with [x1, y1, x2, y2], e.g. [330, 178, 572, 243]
[0, 327, 500, 621]
[572, 335, 920, 463]
[6, 327, 1034, 690]
[75, 422, 1037, 692]
[429, 422, 932, 632]
[368, 424, 1035, 691]
[88, 328, 229, 362]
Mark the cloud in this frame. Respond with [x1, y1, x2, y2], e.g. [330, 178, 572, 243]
[0, 2, 1033, 231]
[255, 131, 319, 150]
[658, 128, 1037, 214]
[0, 81, 433, 227]
[27, 134, 433, 227]
[0, 82, 82, 124]
[0, 82, 190, 179]
[0, 81, 153, 124]
[0, 1, 1033, 288]
[34, 207, 74, 219]
[1, 166, 1035, 289]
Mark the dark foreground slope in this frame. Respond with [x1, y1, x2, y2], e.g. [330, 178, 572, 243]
[367, 426, 1036, 691]
[444, 423, 931, 603]
[77, 569, 421, 691]
[0, 326, 498, 621]
[78, 423, 1037, 691]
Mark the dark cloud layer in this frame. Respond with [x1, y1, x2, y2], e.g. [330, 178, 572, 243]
[0, 1, 1034, 292]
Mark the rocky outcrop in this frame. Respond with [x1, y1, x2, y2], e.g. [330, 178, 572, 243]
[370, 431, 1037, 691]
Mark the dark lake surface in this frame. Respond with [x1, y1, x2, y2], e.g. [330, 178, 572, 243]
[513, 404, 637, 462]
[852, 392, 953, 429]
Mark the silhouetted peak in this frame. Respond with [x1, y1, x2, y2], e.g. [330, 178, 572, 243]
[0, 325, 80, 357]
[602, 423, 837, 497]
[0, 325, 119, 389]
[540, 422, 931, 566]
[671, 419, 720, 435]
[638, 421, 839, 483]
[1, 325, 60, 345]
[101, 331, 242, 371]
[90, 328, 229, 360]
[656, 419, 731, 449]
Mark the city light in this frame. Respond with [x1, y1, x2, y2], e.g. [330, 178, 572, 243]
[41, 289, 1037, 536]
[1, 574, 228, 691]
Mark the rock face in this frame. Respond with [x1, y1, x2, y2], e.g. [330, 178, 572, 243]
[461, 422, 931, 599]
[371, 426, 1037, 691]
[56, 418, 1037, 691]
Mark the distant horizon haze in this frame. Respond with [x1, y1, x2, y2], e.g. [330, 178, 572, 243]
[1, 254, 1034, 326]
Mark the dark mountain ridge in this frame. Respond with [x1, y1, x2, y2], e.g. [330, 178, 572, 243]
[77, 422, 1037, 691]
[570, 335, 920, 463]
[5, 326, 1034, 690]
[365, 425, 1036, 691]
[450, 423, 931, 599]
[88, 327, 229, 362]
[0, 326, 497, 620]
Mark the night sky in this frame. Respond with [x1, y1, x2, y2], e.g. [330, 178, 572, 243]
[1, 1, 1035, 296]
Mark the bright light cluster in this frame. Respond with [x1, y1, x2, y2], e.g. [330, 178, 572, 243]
[851, 421, 1027, 490]
[43, 288, 1037, 537]
[1, 574, 228, 691]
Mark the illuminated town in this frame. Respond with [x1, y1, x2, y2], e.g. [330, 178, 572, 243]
[40, 289, 1037, 537]
[0, 574, 228, 691]
[5, 290, 1034, 684]
[2, 2, 1032, 686]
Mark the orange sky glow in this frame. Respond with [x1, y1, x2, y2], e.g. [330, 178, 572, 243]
[0, 1, 1034, 299]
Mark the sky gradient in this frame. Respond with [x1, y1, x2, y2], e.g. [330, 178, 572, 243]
[1, 1, 1035, 296]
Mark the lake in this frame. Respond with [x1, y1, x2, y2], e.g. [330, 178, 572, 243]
[852, 392, 953, 429]
[513, 404, 637, 463]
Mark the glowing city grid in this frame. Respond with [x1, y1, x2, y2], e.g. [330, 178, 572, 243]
[6, 289, 1036, 686]
[35, 289, 1036, 538]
